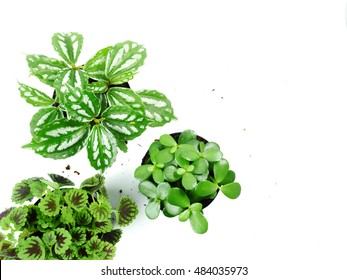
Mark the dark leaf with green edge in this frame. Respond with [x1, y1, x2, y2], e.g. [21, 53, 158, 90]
[26, 54, 67, 87]
[23, 119, 90, 160]
[70, 227, 86, 246]
[192, 158, 209, 175]
[93, 219, 113, 233]
[175, 150, 189, 169]
[138, 90, 176, 127]
[220, 170, 236, 185]
[65, 189, 88, 211]
[38, 191, 60, 217]
[80, 174, 105, 194]
[196, 180, 218, 197]
[159, 134, 177, 147]
[0, 215, 12, 231]
[101, 229, 122, 245]
[0, 208, 14, 222]
[189, 211, 208, 234]
[157, 182, 170, 200]
[105, 41, 146, 84]
[163, 165, 181, 182]
[115, 196, 138, 226]
[42, 231, 57, 247]
[134, 164, 153, 181]
[18, 83, 54, 107]
[17, 236, 45, 260]
[100, 242, 116, 260]
[30, 107, 64, 136]
[64, 86, 101, 122]
[163, 200, 183, 217]
[213, 158, 230, 183]
[179, 147, 200, 161]
[48, 173, 75, 187]
[102, 105, 148, 140]
[145, 200, 160, 220]
[87, 80, 108, 94]
[90, 199, 112, 222]
[54, 228, 72, 255]
[182, 172, 197, 190]
[84, 46, 112, 81]
[155, 148, 174, 164]
[168, 188, 190, 208]
[54, 68, 89, 99]
[11, 180, 33, 204]
[107, 87, 145, 112]
[75, 209, 92, 226]
[203, 148, 223, 162]
[52, 32, 83, 65]
[220, 182, 241, 199]
[138, 181, 157, 198]
[87, 124, 118, 172]
[179, 209, 190, 222]
[10, 206, 28, 230]
[60, 206, 74, 224]
[178, 130, 197, 144]
[189, 202, 203, 212]
[152, 168, 164, 184]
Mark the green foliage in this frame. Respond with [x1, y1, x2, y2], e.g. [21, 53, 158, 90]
[135, 129, 241, 234]
[0, 173, 138, 260]
[20, 32, 176, 172]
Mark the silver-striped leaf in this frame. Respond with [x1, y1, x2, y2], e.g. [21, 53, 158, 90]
[105, 41, 146, 85]
[18, 83, 54, 107]
[87, 124, 117, 172]
[87, 80, 109, 94]
[102, 106, 148, 140]
[137, 90, 176, 127]
[51, 32, 83, 65]
[84, 46, 112, 81]
[26, 54, 68, 87]
[23, 119, 90, 159]
[107, 87, 145, 112]
[30, 107, 64, 136]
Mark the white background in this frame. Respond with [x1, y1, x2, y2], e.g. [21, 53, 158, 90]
[1, 0, 347, 279]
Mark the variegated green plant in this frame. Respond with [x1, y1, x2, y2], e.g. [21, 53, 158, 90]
[0, 174, 137, 260]
[20, 32, 176, 172]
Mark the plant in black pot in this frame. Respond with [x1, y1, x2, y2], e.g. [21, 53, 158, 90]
[0, 174, 137, 260]
[134, 130, 241, 234]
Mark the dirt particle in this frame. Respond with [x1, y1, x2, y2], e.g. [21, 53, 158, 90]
[65, 165, 71, 170]
[119, 190, 123, 193]
[74, 171, 80, 175]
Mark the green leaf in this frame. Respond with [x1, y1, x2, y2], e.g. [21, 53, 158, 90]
[196, 180, 218, 197]
[86, 236, 103, 255]
[180, 147, 200, 161]
[157, 182, 170, 200]
[64, 86, 101, 122]
[38, 191, 60, 217]
[107, 87, 145, 112]
[93, 219, 113, 233]
[30, 107, 64, 136]
[70, 227, 87, 246]
[189, 202, 203, 212]
[52, 32, 83, 65]
[10, 206, 28, 230]
[138, 180, 157, 199]
[100, 242, 117, 260]
[42, 231, 57, 247]
[203, 148, 223, 162]
[80, 174, 105, 194]
[75, 209, 92, 226]
[48, 173, 75, 187]
[115, 196, 138, 227]
[90, 199, 112, 222]
[159, 134, 177, 147]
[65, 189, 88, 211]
[23, 119, 90, 159]
[103, 105, 148, 140]
[213, 158, 230, 183]
[152, 168, 164, 184]
[189, 211, 208, 234]
[192, 158, 209, 175]
[182, 172, 197, 190]
[54, 68, 89, 99]
[138, 90, 176, 127]
[28, 178, 48, 197]
[84, 46, 112, 81]
[105, 41, 146, 84]
[155, 148, 174, 164]
[179, 209, 190, 222]
[145, 200, 161, 220]
[87, 124, 118, 172]
[168, 188, 190, 208]
[134, 164, 153, 181]
[11, 180, 33, 204]
[17, 236, 45, 260]
[220, 182, 241, 199]
[101, 229, 122, 245]
[18, 83, 55, 107]
[60, 206, 74, 224]
[163, 165, 181, 182]
[163, 200, 183, 217]
[87, 80, 109, 94]
[54, 228, 72, 255]
[178, 130, 197, 144]
[175, 150, 190, 169]
[220, 170, 236, 185]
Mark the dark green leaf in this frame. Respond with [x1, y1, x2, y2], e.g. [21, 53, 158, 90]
[84, 46, 112, 81]
[145, 200, 161, 220]
[17, 236, 45, 260]
[115, 196, 138, 226]
[168, 188, 190, 208]
[138, 181, 157, 199]
[134, 164, 153, 181]
[213, 158, 230, 183]
[195, 181, 218, 197]
[30, 107, 64, 136]
[18, 83, 54, 107]
[220, 182, 241, 199]
[189, 211, 208, 234]
[52, 32, 83, 65]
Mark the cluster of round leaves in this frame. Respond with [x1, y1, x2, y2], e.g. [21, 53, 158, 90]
[134, 130, 241, 234]
[0, 174, 138, 260]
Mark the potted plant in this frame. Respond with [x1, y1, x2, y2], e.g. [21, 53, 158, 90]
[0, 173, 138, 260]
[19, 32, 176, 172]
[134, 130, 241, 234]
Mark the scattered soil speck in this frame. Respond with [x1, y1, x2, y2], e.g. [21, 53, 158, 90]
[119, 190, 123, 193]
[65, 165, 71, 170]
[212, 89, 215, 91]
[138, 143, 142, 147]
[74, 171, 80, 175]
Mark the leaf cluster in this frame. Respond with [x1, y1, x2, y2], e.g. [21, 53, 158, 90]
[134, 130, 241, 234]
[20, 32, 176, 172]
[0, 174, 137, 260]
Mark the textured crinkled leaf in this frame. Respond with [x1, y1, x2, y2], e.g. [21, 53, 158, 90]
[107, 87, 145, 112]
[87, 124, 118, 172]
[10, 206, 28, 230]
[26, 54, 67, 86]
[17, 236, 45, 260]
[30, 107, 64, 136]
[60, 206, 74, 224]
[80, 174, 106, 194]
[84, 46, 112, 81]
[86, 236, 103, 255]
[38, 192, 61, 217]
[138, 180, 157, 198]
[70, 227, 86, 246]
[101, 229, 122, 245]
[65, 189, 88, 211]
[168, 188, 190, 208]
[220, 182, 241, 199]
[134, 164, 153, 181]
[11, 180, 33, 204]
[100, 242, 116, 260]
[18, 83, 54, 107]
[213, 158, 230, 183]
[54, 228, 72, 255]
[90, 200, 112, 222]
[93, 219, 113, 233]
[52, 32, 83, 65]
[116, 196, 138, 227]
[196, 180, 218, 197]
[48, 173, 75, 187]
[28, 178, 48, 197]
[103, 105, 148, 140]
[64, 86, 101, 122]
[145, 200, 160, 220]
[75, 210, 92, 226]
[54, 68, 89, 99]
[87, 80, 109, 94]
[42, 231, 57, 247]
[189, 211, 208, 234]
[23, 119, 90, 159]
[138, 90, 176, 127]
[105, 41, 146, 84]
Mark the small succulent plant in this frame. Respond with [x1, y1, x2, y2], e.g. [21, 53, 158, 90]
[0, 174, 138, 260]
[134, 130, 241, 234]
